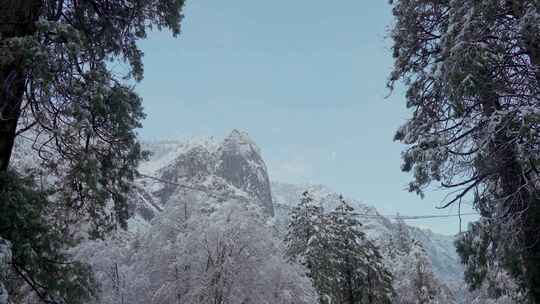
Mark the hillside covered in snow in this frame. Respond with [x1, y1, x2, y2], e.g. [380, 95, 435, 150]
[76, 130, 476, 303]
[10, 130, 505, 303]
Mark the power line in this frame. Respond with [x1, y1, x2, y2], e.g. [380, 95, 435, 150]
[138, 173, 479, 220]
[15, 136, 482, 222]
[397, 213, 477, 219]
[138, 173, 244, 201]
[139, 173, 210, 193]
[351, 212, 478, 220]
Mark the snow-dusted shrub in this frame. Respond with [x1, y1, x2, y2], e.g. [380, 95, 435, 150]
[77, 198, 316, 304]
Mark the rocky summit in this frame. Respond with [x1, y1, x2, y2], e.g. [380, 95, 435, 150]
[129, 130, 274, 225]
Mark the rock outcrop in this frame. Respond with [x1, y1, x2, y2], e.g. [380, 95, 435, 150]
[130, 130, 274, 223]
[216, 130, 273, 215]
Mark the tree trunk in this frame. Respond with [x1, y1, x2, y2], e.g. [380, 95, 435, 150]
[345, 268, 354, 304]
[478, 88, 540, 302]
[0, 0, 42, 171]
[507, 3, 540, 302]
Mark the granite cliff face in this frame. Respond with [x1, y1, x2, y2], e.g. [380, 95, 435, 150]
[129, 130, 274, 225]
[217, 130, 273, 215]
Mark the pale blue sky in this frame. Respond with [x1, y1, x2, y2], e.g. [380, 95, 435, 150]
[136, 1, 476, 235]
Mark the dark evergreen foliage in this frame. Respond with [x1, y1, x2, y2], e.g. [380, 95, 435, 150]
[285, 192, 394, 304]
[0, 171, 97, 304]
[327, 197, 394, 304]
[389, 1, 540, 302]
[0, 0, 185, 302]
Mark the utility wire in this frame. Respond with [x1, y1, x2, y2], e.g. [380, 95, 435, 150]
[16, 135, 480, 222]
[351, 212, 478, 220]
[139, 173, 211, 193]
[138, 173, 480, 221]
[138, 173, 244, 201]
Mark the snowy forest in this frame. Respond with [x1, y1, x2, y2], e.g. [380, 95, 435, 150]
[1, 0, 540, 304]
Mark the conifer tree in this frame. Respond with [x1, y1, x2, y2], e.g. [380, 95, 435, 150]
[327, 196, 393, 304]
[0, 0, 185, 302]
[1, 0, 185, 236]
[0, 172, 97, 304]
[286, 193, 394, 304]
[285, 191, 334, 301]
[394, 214, 411, 254]
[387, 231, 456, 304]
[285, 191, 323, 261]
[411, 243, 439, 304]
[389, 1, 540, 302]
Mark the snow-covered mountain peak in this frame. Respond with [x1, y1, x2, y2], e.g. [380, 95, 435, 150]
[220, 129, 262, 157]
[139, 136, 219, 175]
[133, 130, 274, 217]
[217, 130, 273, 215]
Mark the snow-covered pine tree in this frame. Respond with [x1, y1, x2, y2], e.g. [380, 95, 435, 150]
[285, 191, 323, 261]
[0, 172, 98, 304]
[411, 242, 440, 304]
[394, 214, 411, 254]
[326, 196, 393, 304]
[285, 191, 334, 302]
[381, 219, 458, 304]
[286, 193, 394, 304]
[389, 1, 540, 302]
[1, 0, 185, 236]
[1, 0, 185, 302]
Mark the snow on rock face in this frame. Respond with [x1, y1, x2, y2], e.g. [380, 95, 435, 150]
[216, 130, 273, 216]
[139, 137, 219, 176]
[153, 145, 217, 205]
[133, 130, 274, 218]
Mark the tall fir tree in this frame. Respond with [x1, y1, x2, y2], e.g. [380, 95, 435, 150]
[0, 0, 185, 302]
[327, 196, 393, 304]
[286, 192, 394, 304]
[1, 0, 185, 237]
[0, 171, 97, 303]
[411, 242, 439, 304]
[389, 1, 540, 302]
[285, 191, 334, 301]
[394, 214, 411, 254]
